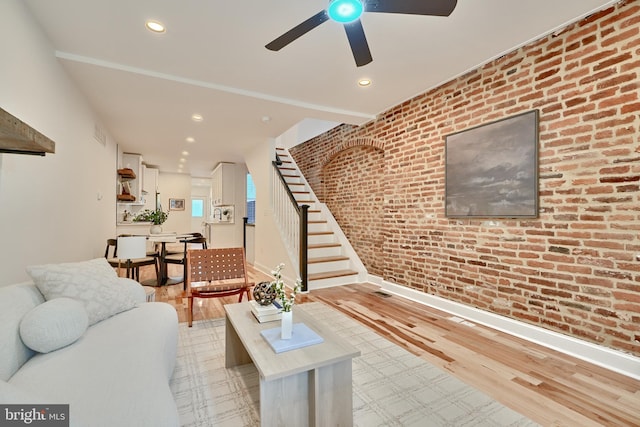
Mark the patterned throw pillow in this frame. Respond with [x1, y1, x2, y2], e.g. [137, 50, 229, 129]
[26, 258, 136, 325]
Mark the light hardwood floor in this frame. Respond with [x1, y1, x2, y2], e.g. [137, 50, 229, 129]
[141, 264, 640, 426]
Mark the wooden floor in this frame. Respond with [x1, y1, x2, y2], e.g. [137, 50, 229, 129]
[142, 264, 640, 427]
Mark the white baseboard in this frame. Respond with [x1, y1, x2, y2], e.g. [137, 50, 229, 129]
[372, 278, 640, 381]
[252, 262, 300, 292]
[252, 262, 271, 278]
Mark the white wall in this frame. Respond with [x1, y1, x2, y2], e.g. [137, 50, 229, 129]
[245, 225, 255, 264]
[191, 178, 211, 236]
[277, 119, 339, 150]
[232, 163, 248, 246]
[158, 172, 191, 234]
[0, 0, 117, 286]
[208, 163, 247, 248]
[244, 140, 296, 284]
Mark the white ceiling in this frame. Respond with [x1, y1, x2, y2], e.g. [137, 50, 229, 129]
[25, 0, 618, 176]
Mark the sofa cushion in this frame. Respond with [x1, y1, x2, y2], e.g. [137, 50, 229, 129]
[20, 298, 88, 354]
[10, 302, 179, 427]
[0, 379, 46, 404]
[26, 258, 136, 325]
[0, 284, 44, 381]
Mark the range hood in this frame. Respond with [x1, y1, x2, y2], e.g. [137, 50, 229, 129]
[0, 108, 55, 156]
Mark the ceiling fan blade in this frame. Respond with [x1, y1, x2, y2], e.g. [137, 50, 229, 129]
[366, 0, 457, 16]
[344, 20, 372, 67]
[265, 10, 329, 51]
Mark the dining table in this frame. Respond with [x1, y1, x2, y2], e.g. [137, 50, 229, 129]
[145, 233, 196, 286]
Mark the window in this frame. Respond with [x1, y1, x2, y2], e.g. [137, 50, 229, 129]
[246, 173, 256, 224]
[191, 198, 204, 218]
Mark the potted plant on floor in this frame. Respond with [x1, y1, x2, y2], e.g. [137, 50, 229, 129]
[133, 209, 168, 234]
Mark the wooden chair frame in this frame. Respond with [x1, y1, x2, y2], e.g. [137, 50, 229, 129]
[105, 238, 158, 282]
[164, 236, 208, 290]
[185, 247, 252, 327]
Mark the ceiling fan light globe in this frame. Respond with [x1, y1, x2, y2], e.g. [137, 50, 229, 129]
[327, 0, 364, 23]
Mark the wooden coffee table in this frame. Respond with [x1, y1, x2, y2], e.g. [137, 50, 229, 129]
[224, 302, 360, 427]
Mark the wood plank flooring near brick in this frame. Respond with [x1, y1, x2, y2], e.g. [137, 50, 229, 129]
[145, 265, 640, 427]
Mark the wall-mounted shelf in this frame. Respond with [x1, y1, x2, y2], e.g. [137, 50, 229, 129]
[117, 168, 136, 180]
[117, 201, 145, 206]
[0, 108, 55, 155]
[211, 205, 235, 224]
[118, 153, 144, 203]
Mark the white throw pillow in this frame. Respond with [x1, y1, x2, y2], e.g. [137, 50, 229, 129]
[117, 277, 147, 304]
[19, 298, 88, 353]
[26, 258, 137, 325]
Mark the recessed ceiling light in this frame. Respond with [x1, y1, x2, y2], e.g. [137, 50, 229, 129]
[185, 137, 195, 143]
[191, 114, 203, 122]
[358, 78, 372, 87]
[179, 158, 186, 163]
[181, 151, 189, 156]
[145, 20, 166, 33]
[261, 116, 271, 123]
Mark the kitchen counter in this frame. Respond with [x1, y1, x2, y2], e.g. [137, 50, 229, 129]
[116, 222, 153, 237]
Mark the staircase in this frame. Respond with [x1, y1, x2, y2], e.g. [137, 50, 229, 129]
[275, 147, 364, 289]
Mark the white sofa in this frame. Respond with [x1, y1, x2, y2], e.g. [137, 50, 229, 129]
[0, 259, 179, 427]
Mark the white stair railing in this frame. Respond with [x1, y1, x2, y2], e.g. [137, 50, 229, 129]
[271, 161, 309, 289]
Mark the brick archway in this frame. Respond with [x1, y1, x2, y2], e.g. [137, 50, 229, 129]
[320, 139, 385, 277]
[321, 137, 384, 168]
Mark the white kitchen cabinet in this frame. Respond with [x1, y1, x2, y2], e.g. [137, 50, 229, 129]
[143, 166, 159, 210]
[211, 162, 235, 206]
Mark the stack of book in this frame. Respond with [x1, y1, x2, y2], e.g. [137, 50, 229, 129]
[250, 300, 283, 323]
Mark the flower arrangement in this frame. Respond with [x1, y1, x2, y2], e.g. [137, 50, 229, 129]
[133, 209, 168, 225]
[271, 263, 301, 312]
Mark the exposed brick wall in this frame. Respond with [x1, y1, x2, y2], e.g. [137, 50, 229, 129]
[324, 145, 385, 276]
[290, 0, 640, 356]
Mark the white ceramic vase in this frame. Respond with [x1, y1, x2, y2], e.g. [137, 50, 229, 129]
[150, 224, 163, 234]
[280, 310, 293, 340]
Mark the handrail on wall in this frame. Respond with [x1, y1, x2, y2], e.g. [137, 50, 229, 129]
[272, 160, 309, 291]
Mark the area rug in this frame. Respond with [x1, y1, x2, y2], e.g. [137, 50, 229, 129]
[169, 302, 538, 427]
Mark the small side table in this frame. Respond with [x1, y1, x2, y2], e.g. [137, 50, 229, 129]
[143, 286, 156, 302]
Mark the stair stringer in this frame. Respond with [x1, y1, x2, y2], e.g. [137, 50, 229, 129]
[316, 202, 368, 283]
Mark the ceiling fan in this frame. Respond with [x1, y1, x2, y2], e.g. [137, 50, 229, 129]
[265, 0, 458, 67]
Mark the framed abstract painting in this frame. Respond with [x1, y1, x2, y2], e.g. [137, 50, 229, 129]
[445, 110, 539, 218]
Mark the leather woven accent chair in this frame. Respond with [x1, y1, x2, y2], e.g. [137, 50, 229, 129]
[185, 247, 252, 327]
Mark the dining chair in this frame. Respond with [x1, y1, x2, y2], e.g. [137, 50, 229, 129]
[164, 232, 204, 255]
[118, 233, 160, 258]
[164, 236, 208, 288]
[104, 238, 159, 282]
[185, 247, 252, 327]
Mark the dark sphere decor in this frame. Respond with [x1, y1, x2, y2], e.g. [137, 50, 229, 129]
[253, 281, 277, 306]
